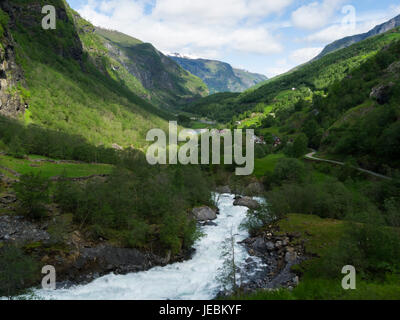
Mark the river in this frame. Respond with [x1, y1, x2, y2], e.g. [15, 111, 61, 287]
[29, 194, 264, 300]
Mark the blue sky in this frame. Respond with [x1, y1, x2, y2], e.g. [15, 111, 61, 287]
[67, 0, 400, 77]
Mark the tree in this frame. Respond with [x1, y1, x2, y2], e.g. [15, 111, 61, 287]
[0, 245, 38, 299]
[285, 133, 309, 158]
[273, 158, 306, 184]
[177, 114, 191, 127]
[14, 173, 49, 220]
[218, 228, 239, 294]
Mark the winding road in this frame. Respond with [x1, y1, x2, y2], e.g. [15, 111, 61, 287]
[304, 151, 392, 180]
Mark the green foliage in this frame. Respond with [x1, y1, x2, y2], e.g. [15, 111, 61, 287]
[8, 1, 170, 149]
[47, 215, 71, 245]
[267, 177, 376, 220]
[54, 164, 212, 254]
[0, 115, 119, 164]
[217, 228, 239, 293]
[14, 173, 49, 220]
[284, 134, 308, 158]
[0, 8, 9, 39]
[177, 114, 191, 127]
[320, 221, 400, 278]
[185, 29, 400, 127]
[181, 92, 241, 123]
[0, 245, 38, 299]
[241, 203, 272, 236]
[272, 158, 306, 184]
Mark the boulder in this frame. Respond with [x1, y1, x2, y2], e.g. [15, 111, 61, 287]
[285, 250, 297, 263]
[252, 238, 267, 251]
[192, 206, 217, 221]
[244, 182, 265, 195]
[233, 196, 260, 210]
[216, 185, 231, 194]
[386, 61, 400, 74]
[266, 241, 275, 251]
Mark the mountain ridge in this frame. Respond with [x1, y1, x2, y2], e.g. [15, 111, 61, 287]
[168, 54, 267, 94]
[315, 13, 400, 60]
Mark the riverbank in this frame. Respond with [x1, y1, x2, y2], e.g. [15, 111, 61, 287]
[24, 194, 260, 300]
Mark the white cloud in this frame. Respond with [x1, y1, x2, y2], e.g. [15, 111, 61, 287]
[291, 0, 345, 30]
[303, 3, 400, 43]
[290, 47, 323, 64]
[265, 58, 293, 78]
[77, 0, 292, 59]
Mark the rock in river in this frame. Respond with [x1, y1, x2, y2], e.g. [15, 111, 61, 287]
[233, 196, 260, 210]
[192, 206, 217, 221]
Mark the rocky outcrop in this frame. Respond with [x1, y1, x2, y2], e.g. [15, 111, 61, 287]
[0, 215, 50, 243]
[370, 83, 394, 105]
[233, 196, 260, 210]
[0, 24, 25, 117]
[386, 61, 400, 74]
[192, 206, 217, 221]
[62, 245, 168, 283]
[244, 182, 265, 196]
[239, 228, 304, 292]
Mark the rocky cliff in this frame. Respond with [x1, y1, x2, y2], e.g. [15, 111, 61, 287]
[0, 5, 25, 118]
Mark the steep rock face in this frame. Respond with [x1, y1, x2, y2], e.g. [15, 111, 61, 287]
[0, 7, 25, 118]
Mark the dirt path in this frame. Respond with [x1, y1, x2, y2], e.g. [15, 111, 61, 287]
[304, 151, 392, 180]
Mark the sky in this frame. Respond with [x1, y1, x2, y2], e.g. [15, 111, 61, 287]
[67, 0, 400, 77]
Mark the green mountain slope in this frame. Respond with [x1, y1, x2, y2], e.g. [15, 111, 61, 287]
[168, 55, 267, 94]
[93, 28, 209, 109]
[182, 27, 400, 125]
[0, 0, 173, 148]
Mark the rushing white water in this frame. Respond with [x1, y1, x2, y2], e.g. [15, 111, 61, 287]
[31, 194, 261, 300]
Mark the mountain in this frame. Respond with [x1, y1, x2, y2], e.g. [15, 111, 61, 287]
[92, 28, 208, 109]
[315, 14, 400, 60]
[183, 27, 400, 123]
[168, 54, 267, 94]
[0, 0, 208, 148]
[183, 26, 400, 171]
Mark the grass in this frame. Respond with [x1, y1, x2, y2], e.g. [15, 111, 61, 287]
[253, 153, 285, 178]
[0, 155, 113, 179]
[230, 275, 400, 300]
[276, 214, 345, 257]
[230, 214, 400, 300]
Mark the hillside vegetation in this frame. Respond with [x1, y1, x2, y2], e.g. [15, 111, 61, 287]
[183, 28, 400, 127]
[93, 28, 208, 109]
[0, 0, 208, 148]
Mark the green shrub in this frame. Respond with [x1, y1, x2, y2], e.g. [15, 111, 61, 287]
[272, 158, 306, 184]
[0, 245, 38, 299]
[266, 178, 372, 220]
[14, 173, 49, 220]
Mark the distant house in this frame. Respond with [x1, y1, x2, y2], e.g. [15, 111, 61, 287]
[272, 135, 282, 148]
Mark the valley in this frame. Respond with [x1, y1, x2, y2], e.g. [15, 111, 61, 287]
[0, 0, 400, 302]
